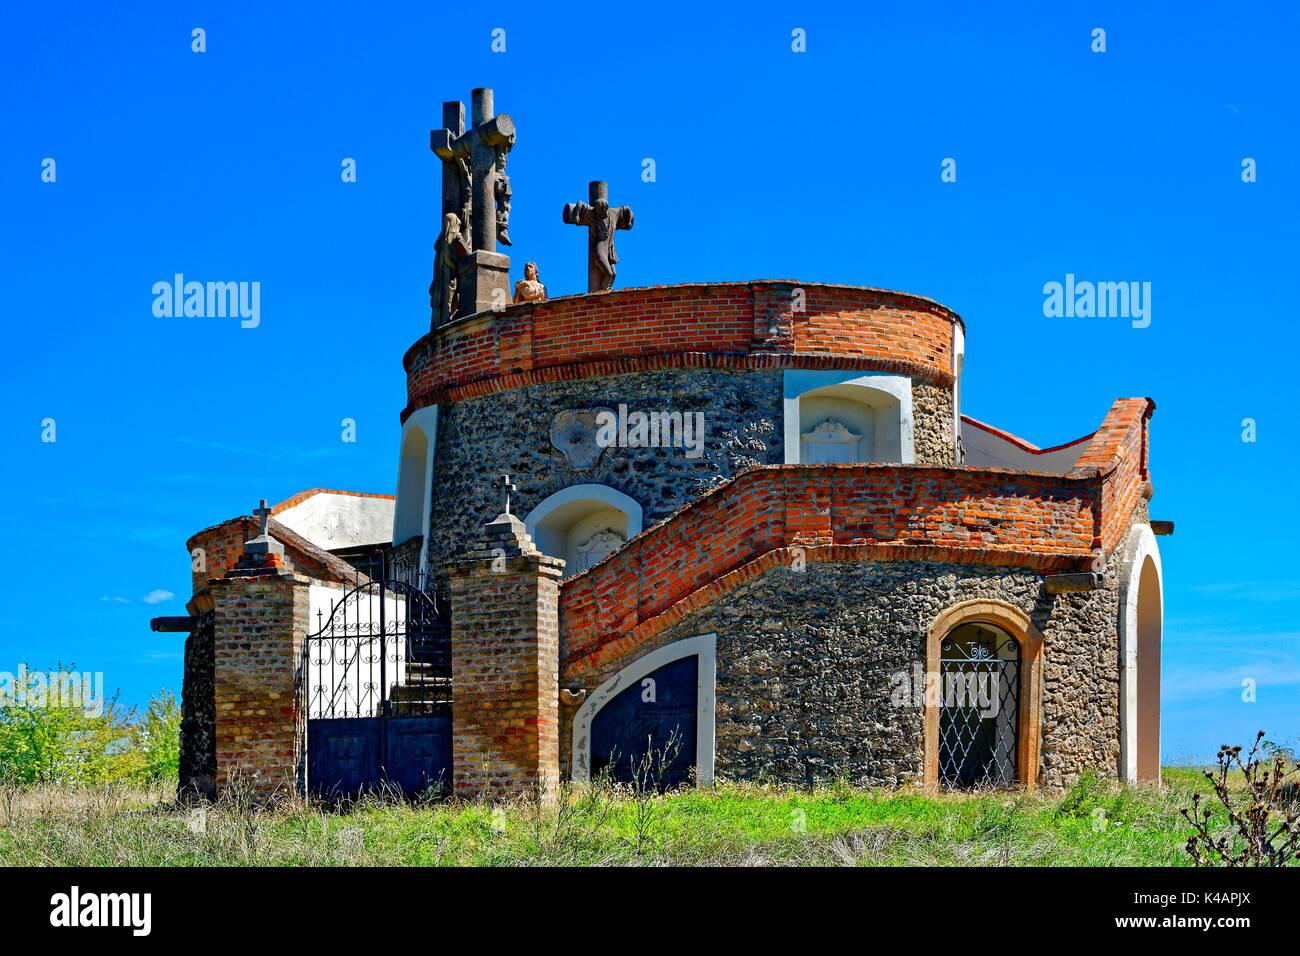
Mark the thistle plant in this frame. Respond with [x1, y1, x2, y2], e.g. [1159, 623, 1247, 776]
[1181, 730, 1300, 867]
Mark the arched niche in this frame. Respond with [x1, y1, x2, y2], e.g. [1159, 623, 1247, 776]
[1119, 525, 1163, 784]
[570, 633, 717, 787]
[783, 371, 915, 465]
[390, 407, 438, 569]
[523, 484, 643, 577]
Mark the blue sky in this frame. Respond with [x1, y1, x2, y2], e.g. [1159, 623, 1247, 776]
[2, 2, 1296, 763]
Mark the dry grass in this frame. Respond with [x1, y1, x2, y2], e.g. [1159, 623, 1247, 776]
[0, 769, 1247, 867]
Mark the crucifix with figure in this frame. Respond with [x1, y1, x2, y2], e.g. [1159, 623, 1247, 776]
[429, 88, 516, 325]
[562, 181, 634, 293]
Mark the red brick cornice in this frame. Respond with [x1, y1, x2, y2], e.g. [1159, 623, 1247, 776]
[401, 280, 964, 420]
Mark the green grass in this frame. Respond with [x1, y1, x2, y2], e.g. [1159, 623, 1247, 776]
[0, 768, 1250, 867]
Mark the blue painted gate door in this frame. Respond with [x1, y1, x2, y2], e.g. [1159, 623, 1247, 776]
[590, 655, 697, 788]
[308, 716, 451, 797]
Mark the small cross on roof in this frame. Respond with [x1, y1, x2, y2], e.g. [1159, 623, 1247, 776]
[253, 498, 273, 537]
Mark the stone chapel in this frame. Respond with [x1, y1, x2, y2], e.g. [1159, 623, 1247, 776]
[157, 88, 1167, 801]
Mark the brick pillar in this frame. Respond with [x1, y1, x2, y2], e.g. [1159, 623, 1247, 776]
[447, 512, 564, 801]
[210, 528, 310, 799]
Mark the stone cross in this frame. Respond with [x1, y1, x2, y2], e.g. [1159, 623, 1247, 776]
[430, 88, 516, 254]
[562, 181, 634, 292]
[500, 474, 517, 516]
[253, 498, 272, 537]
[430, 101, 470, 245]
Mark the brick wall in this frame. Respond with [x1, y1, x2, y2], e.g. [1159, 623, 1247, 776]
[402, 281, 962, 419]
[560, 397, 1151, 676]
[447, 522, 565, 800]
[211, 570, 310, 796]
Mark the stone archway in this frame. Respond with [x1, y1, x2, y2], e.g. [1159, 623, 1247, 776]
[570, 633, 717, 787]
[924, 600, 1044, 790]
[1119, 525, 1163, 783]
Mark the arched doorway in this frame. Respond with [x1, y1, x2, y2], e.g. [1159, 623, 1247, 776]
[937, 622, 1021, 788]
[1135, 556, 1162, 781]
[571, 633, 717, 787]
[925, 600, 1043, 790]
[1119, 525, 1163, 784]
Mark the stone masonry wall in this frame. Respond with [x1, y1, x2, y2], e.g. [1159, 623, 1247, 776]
[426, 368, 786, 594]
[913, 381, 955, 466]
[426, 367, 958, 595]
[178, 610, 215, 799]
[560, 549, 1123, 791]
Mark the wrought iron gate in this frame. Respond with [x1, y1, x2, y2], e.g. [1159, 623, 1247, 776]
[304, 552, 452, 798]
[937, 628, 1020, 789]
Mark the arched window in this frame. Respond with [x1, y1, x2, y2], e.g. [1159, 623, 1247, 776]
[925, 600, 1043, 790]
[523, 484, 643, 577]
[783, 371, 915, 465]
[1119, 525, 1163, 783]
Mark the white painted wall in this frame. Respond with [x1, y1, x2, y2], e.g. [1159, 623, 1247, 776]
[275, 493, 395, 552]
[961, 420, 1087, 473]
[390, 406, 439, 575]
[952, 325, 965, 462]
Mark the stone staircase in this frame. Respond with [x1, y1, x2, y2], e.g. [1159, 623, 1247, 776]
[388, 660, 453, 715]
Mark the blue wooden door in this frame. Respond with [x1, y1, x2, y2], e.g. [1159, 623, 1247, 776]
[383, 716, 453, 796]
[308, 718, 380, 796]
[590, 655, 697, 788]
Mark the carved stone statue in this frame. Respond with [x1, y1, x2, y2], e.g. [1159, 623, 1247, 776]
[562, 180, 634, 292]
[429, 212, 470, 325]
[494, 148, 513, 246]
[513, 261, 546, 304]
[430, 89, 516, 323]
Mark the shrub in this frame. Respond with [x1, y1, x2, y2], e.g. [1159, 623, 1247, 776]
[0, 667, 179, 786]
[1181, 730, 1300, 867]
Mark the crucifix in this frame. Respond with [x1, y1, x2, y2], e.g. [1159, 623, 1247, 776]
[562, 181, 634, 292]
[430, 88, 515, 254]
[429, 88, 516, 323]
[253, 498, 272, 537]
[500, 474, 517, 516]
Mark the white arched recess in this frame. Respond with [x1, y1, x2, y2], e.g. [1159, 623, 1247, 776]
[783, 370, 915, 465]
[570, 633, 717, 787]
[952, 325, 965, 462]
[391, 406, 438, 576]
[1118, 524, 1164, 784]
[523, 484, 644, 577]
